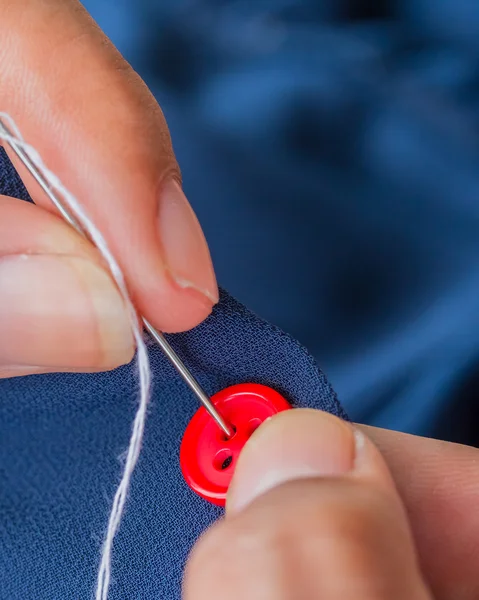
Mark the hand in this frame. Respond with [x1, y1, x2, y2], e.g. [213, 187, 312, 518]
[185, 410, 479, 600]
[0, 0, 218, 378]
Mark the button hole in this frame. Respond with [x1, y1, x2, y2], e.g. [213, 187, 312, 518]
[213, 449, 234, 471]
[221, 425, 237, 442]
[221, 456, 233, 470]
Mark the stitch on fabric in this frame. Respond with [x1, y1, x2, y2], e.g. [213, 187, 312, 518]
[0, 112, 152, 600]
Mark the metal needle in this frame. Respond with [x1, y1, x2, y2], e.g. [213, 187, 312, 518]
[0, 117, 234, 438]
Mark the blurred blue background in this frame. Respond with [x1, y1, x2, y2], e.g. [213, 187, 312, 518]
[81, 0, 479, 444]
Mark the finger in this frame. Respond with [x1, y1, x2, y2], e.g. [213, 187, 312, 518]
[184, 410, 432, 600]
[0, 195, 134, 377]
[359, 425, 479, 600]
[0, 0, 218, 334]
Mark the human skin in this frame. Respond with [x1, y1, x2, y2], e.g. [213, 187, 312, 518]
[0, 0, 218, 377]
[2, 3, 479, 599]
[186, 410, 479, 600]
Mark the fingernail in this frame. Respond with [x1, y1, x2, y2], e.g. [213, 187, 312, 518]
[157, 179, 219, 305]
[0, 365, 47, 378]
[227, 409, 357, 514]
[0, 255, 134, 370]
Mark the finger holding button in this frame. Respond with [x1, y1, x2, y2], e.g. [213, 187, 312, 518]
[184, 409, 432, 600]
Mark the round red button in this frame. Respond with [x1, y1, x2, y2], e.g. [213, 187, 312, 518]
[180, 383, 291, 506]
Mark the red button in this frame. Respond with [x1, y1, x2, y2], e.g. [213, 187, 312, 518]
[180, 383, 291, 506]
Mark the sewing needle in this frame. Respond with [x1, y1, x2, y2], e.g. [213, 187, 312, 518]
[0, 117, 234, 438]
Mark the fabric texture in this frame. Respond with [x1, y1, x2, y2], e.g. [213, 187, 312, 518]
[77, 0, 479, 445]
[0, 149, 346, 598]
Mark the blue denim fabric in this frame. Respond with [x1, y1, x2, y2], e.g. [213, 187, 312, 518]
[0, 150, 346, 598]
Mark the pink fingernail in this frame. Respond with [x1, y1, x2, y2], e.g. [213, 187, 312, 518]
[157, 179, 219, 305]
[0, 254, 134, 370]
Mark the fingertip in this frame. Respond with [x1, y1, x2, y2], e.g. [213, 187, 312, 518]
[227, 409, 398, 516]
[139, 282, 216, 334]
[97, 179, 218, 334]
[139, 179, 218, 333]
[227, 409, 355, 514]
[0, 254, 134, 372]
[157, 179, 218, 306]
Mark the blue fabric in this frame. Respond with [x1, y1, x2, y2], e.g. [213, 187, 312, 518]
[0, 151, 346, 597]
[3, 0, 479, 592]
[74, 0, 479, 445]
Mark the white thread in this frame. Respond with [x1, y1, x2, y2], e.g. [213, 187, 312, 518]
[0, 113, 151, 600]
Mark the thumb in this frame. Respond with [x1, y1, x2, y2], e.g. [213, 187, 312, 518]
[184, 410, 432, 600]
[1, 0, 218, 334]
